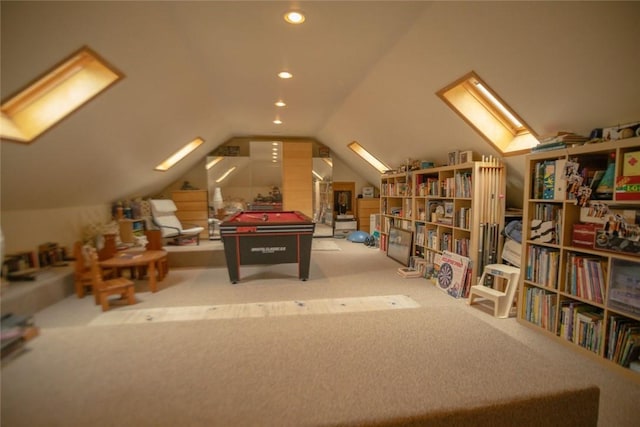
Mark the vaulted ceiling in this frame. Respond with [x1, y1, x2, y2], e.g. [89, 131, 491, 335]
[2, 1, 639, 211]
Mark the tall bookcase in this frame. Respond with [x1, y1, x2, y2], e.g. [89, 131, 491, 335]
[380, 160, 506, 289]
[519, 137, 640, 382]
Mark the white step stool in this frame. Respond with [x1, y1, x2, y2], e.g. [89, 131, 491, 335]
[468, 264, 521, 318]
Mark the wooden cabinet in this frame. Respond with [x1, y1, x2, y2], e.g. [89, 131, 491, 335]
[171, 190, 209, 239]
[357, 198, 380, 234]
[380, 160, 506, 293]
[519, 137, 640, 382]
[282, 142, 313, 218]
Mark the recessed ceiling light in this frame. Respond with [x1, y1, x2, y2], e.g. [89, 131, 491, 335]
[272, 142, 279, 146]
[284, 11, 305, 24]
[275, 100, 286, 107]
[278, 71, 292, 79]
[273, 119, 282, 124]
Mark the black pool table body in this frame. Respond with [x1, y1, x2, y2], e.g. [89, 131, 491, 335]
[219, 211, 316, 283]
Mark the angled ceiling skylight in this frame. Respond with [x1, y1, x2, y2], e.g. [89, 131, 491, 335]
[348, 141, 391, 174]
[155, 137, 204, 171]
[437, 71, 538, 156]
[1, 46, 123, 144]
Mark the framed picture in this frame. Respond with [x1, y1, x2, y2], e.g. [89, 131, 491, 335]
[447, 150, 459, 166]
[387, 227, 413, 266]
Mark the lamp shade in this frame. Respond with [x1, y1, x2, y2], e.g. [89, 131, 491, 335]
[213, 187, 224, 211]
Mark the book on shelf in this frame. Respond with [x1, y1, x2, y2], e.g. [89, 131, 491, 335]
[527, 287, 557, 331]
[534, 132, 589, 149]
[532, 159, 569, 200]
[525, 245, 560, 288]
[564, 253, 606, 304]
[607, 317, 640, 367]
[397, 257, 428, 278]
[573, 309, 604, 353]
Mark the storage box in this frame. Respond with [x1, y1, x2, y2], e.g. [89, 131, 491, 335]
[623, 151, 640, 176]
[615, 176, 640, 201]
[572, 223, 601, 248]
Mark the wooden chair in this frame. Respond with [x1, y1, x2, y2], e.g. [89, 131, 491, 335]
[87, 248, 136, 312]
[73, 241, 93, 299]
[145, 230, 168, 280]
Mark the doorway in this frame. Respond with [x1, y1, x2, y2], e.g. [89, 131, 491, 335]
[332, 182, 355, 217]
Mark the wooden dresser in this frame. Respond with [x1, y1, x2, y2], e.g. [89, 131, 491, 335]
[357, 198, 380, 234]
[171, 190, 209, 238]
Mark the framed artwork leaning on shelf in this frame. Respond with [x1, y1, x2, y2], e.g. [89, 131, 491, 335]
[387, 227, 413, 266]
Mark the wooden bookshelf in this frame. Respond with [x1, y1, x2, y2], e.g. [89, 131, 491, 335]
[519, 137, 640, 382]
[380, 160, 506, 296]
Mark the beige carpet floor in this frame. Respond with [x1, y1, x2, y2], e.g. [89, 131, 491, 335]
[1, 239, 639, 426]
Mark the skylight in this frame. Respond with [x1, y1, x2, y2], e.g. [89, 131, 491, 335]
[437, 71, 538, 156]
[0, 46, 123, 144]
[348, 141, 391, 174]
[155, 137, 204, 171]
[216, 166, 237, 183]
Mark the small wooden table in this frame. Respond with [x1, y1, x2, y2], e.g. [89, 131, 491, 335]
[99, 250, 167, 293]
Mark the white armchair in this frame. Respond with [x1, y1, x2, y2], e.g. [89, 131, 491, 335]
[149, 199, 204, 245]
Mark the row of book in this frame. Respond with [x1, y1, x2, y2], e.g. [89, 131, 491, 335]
[533, 203, 562, 222]
[559, 301, 603, 354]
[531, 132, 589, 153]
[606, 316, 640, 368]
[525, 245, 559, 289]
[564, 253, 606, 304]
[381, 181, 412, 197]
[455, 172, 472, 198]
[441, 177, 456, 198]
[384, 217, 413, 233]
[522, 286, 556, 332]
[414, 174, 473, 198]
[440, 232, 453, 252]
[413, 227, 470, 258]
[416, 177, 440, 197]
[532, 159, 567, 200]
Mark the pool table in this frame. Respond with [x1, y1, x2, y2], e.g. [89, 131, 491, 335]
[219, 211, 316, 283]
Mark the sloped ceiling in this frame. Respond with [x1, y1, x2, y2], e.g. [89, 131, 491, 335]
[2, 1, 639, 211]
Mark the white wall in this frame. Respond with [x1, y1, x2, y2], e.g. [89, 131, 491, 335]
[332, 155, 378, 197]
